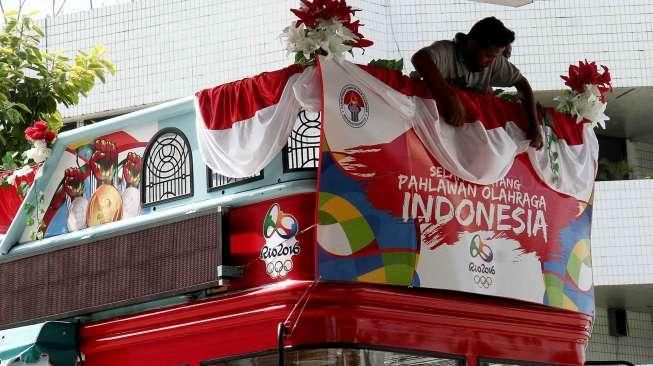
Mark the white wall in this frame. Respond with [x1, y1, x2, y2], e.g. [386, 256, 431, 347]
[44, 0, 389, 119]
[592, 180, 653, 286]
[39, 0, 653, 119]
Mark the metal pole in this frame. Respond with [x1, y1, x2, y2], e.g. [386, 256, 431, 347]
[277, 323, 286, 366]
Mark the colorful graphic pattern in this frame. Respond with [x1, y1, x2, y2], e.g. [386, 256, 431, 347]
[318, 153, 419, 287]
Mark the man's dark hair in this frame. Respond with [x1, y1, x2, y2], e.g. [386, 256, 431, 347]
[467, 17, 515, 49]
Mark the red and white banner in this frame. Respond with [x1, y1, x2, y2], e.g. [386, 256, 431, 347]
[320, 59, 597, 202]
[194, 65, 319, 178]
[195, 58, 597, 200]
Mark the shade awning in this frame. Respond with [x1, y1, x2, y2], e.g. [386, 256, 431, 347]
[0, 322, 77, 366]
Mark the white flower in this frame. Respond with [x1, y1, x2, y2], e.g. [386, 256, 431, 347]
[319, 19, 356, 43]
[24, 139, 51, 163]
[282, 21, 319, 60]
[555, 85, 609, 129]
[574, 84, 610, 129]
[326, 38, 352, 59]
[282, 19, 359, 62]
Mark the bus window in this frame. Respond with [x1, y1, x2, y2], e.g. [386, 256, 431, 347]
[479, 360, 550, 366]
[205, 348, 464, 366]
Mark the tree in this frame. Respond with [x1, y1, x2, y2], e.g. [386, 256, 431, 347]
[0, 11, 115, 162]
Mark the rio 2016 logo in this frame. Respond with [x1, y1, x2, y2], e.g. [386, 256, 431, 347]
[468, 234, 495, 289]
[260, 204, 300, 278]
[470, 234, 493, 262]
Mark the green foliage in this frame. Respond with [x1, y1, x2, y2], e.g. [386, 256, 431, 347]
[368, 58, 403, 71]
[596, 159, 632, 181]
[0, 11, 115, 158]
[542, 115, 560, 182]
[294, 52, 315, 66]
[1, 150, 19, 169]
[494, 89, 521, 103]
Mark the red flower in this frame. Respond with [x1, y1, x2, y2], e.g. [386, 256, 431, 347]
[291, 0, 373, 48]
[24, 121, 57, 143]
[561, 60, 612, 102]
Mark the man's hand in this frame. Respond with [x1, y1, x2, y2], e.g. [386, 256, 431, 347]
[441, 93, 466, 126]
[527, 120, 543, 150]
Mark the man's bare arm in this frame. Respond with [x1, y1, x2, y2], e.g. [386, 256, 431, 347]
[514, 76, 543, 149]
[411, 49, 466, 126]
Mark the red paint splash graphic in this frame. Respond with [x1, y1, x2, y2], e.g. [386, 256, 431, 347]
[328, 130, 583, 262]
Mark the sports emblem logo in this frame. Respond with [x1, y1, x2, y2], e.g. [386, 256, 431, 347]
[468, 234, 496, 289]
[339, 84, 369, 128]
[470, 234, 494, 262]
[260, 203, 300, 278]
[473, 274, 493, 289]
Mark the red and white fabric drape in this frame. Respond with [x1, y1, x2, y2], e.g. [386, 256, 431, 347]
[194, 58, 597, 201]
[194, 64, 320, 178]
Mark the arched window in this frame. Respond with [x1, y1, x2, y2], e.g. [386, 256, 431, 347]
[141, 127, 194, 206]
[283, 109, 322, 171]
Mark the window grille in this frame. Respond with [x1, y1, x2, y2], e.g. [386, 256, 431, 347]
[142, 128, 193, 206]
[283, 109, 321, 171]
[207, 169, 263, 192]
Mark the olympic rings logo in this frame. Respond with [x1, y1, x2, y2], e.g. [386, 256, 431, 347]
[266, 259, 294, 277]
[474, 274, 493, 288]
[470, 234, 494, 263]
[263, 204, 299, 239]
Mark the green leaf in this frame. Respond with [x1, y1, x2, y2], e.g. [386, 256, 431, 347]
[2, 152, 18, 169]
[32, 24, 45, 37]
[368, 58, 404, 71]
[294, 52, 312, 65]
[18, 182, 29, 195]
[42, 110, 64, 132]
[9, 102, 31, 113]
[100, 59, 116, 75]
[92, 69, 106, 83]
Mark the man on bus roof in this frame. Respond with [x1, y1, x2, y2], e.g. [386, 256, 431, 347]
[412, 17, 543, 149]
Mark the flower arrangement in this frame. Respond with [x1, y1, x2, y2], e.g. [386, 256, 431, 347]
[24, 121, 57, 164]
[282, 0, 373, 64]
[555, 60, 613, 129]
[0, 121, 56, 191]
